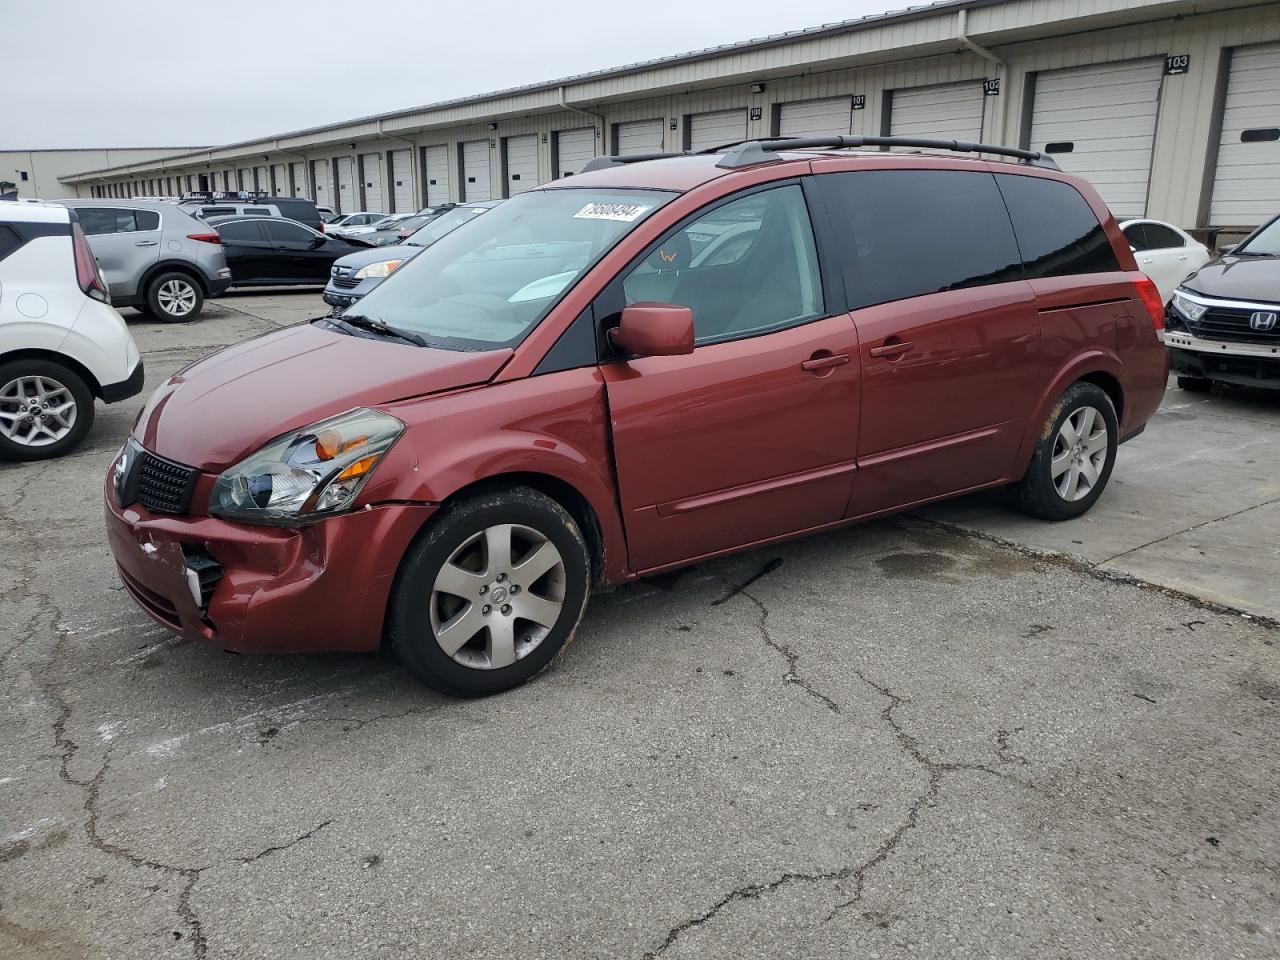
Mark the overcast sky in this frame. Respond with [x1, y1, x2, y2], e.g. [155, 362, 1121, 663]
[2, 0, 897, 149]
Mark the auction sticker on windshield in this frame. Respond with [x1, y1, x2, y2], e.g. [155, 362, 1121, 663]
[573, 201, 652, 222]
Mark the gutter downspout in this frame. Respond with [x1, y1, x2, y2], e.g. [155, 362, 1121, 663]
[558, 85, 606, 168]
[378, 120, 423, 211]
[957, 8, 1008, 145]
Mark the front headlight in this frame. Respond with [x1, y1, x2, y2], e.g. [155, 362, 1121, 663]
[210, 408, 403, 525]
[354, 259, 403, 280]
[1171, 290, 1209, 322]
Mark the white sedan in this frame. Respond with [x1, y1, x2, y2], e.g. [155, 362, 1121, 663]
[1119, 218, 1213, 304]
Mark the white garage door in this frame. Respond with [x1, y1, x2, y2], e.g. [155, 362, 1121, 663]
[311, 160, 330, 206]
[289, 162, 305, 197]
[254, 166, 269, 193]
[1210, 43, 1280, 226]
[390, 149, 413, 212]
[1028, 59, 1163, 219]
[778, 97, 853, 138]
[461, 141, 492, 201]
[555, 128, 595, 177]
[688, 109, 747, 151]
[335, 156, 355, 213]
[271, 163, 287, 195]
[423, 145, 450, 206]
[614, 118, 665, 156]
[890, 81, 985, 141]
[504, 135, 539, 196]
[237, 168, 253, 193]
[360, 153, 384, 212]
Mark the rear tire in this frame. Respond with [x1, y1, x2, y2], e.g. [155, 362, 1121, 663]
[145, 271, 204, 322]
[1011, 381, 1118, 522]
[0, 359, 95, 462]
[1177, 375, 1212, 393]
[389, 486, 591, 697]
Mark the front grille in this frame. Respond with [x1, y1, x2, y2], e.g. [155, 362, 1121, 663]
[135, 450, 199, 514]
[331, 272, 360, 289]
[117, 441, 199, 516]
[1187, 305, 1280, 343]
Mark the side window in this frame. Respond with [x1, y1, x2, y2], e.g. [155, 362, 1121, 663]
[996, 174, 1123, 278]
[216, 221, 265, 242]
[0, 225, 24, 262]
[621, 184, 824, 344]
[77, 207, 137, 235]
[1143, 222, 1185, 249]
[133, 210, 160, 231]
[818, 170, 1023, 310]
[1122, 222, 1151, 252]
[241, 208, 271, 216]
[263, 221, 312, 243]
[202, 206, 235, 217]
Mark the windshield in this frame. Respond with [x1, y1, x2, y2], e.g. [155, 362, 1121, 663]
[1238, 218, 1280, 256]
[352, 189, 675, 349]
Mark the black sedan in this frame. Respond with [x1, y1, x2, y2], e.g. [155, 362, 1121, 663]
[205, 216, 374, 287]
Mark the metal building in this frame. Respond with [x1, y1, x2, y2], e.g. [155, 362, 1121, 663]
[60, 0, 1280, 236]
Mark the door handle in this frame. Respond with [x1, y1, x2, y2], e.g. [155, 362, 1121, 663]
[800, 353, 850, 372]
[135, 240, 159, 247]
[869, 340, 912, 359]
[1177, 255, 1188, 261]
[1140, 257, 1154, 264]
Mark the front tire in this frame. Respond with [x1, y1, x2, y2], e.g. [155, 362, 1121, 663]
[389, 486, 591, 697]
[0, 359, 94, 461]
[1011, 381, 1118, 521]
[145, 271, 204, 322]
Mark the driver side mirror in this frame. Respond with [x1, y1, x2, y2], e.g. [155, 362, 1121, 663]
[309, 235, 327, 248]
[610, 303, 695, 357]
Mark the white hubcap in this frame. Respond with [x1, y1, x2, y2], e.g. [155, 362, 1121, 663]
[429, 523, 566, 670]
[0, 375, 77, 446]
[1051, 405, 1108, 502]
[157, 279, 197, 316]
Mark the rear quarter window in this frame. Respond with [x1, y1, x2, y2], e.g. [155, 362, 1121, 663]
[996, 174, 1122, 278]
[818, 169, 1023, 310]
[0, 225, 24, 262]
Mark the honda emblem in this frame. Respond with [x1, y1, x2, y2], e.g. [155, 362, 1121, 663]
[1249, 311, 1278, 331]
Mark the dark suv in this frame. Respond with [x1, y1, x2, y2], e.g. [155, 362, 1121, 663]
[180, 195, 325, 232]
[1165, 213, 1280, 390]
[105, 136, 1168, 697]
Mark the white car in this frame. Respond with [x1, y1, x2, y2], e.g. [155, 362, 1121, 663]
[0, 201, 144, 460]
[1119, 218, 1212, 304]
[324, 212, 387, 237]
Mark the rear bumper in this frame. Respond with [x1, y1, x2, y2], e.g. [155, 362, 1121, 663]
[104, 472, 436, 654]
[101, 358, 145, 403]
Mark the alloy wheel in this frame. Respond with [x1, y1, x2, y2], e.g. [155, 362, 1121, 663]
[0, 376, 78, 447]
[157, 279, 197, 317]
[1051, 405, 1108, 502]
[429, 523, 567, 670]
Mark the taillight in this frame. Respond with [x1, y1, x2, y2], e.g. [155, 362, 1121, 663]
[1134, 274, 1165, 331]
[187, 232, 222, 244]
[71, 222, 109, 303]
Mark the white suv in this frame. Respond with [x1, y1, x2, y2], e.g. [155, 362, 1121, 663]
[0, 201, 143, 460]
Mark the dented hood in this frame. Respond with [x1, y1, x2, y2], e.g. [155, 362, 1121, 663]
[134, 322, 510, 471]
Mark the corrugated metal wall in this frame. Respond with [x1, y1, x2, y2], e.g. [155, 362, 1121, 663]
[82, 1, 1280, 228]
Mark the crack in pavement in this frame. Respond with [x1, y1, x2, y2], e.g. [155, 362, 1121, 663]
[236, 820, 334, 864]
[711, 557, 784, 607]
[908, 515, 1279, 629]
[644, 564, 1015, 956]
[1098, 493, 1280, 565]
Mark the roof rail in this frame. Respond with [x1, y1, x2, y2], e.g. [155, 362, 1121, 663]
[578, 152, 690, 173]
[715, 136, 1058, 169]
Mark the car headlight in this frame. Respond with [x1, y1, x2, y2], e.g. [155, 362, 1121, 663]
[210, 408, 403, 525]
[1171, 290, 1209, 322]
[353, 259, 403, 280]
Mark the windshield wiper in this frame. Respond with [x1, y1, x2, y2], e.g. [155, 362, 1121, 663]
[339, 313, 430, 347]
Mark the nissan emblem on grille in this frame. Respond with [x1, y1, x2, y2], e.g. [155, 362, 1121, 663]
[1250, 311, 1278, 331]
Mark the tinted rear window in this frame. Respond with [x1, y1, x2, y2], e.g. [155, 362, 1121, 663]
[0, 225, 23, 261]
[135, 210, 160, 231]
[995, 174, 1122, 278]
[818, 169, 1023, 309]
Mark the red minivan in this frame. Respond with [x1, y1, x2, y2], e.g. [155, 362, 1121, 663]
[105, 138, 1168, 696]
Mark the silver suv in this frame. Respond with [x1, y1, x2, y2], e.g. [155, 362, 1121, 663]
[59, 199, 231, 322]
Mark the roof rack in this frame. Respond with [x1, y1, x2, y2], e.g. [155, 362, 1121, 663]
[716, 136, 1058, 169]
[578, 152, 690, 173]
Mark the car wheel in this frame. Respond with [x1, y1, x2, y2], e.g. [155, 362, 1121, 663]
[1011, 381, 1118, 522]
[389, 486, 592, 697]
[1177, 375, 1212, 393]
[145, 272, 204, 322]
[0, 359, 95, 462]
